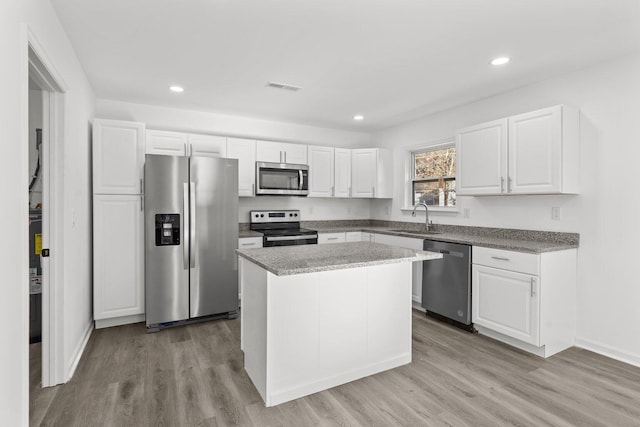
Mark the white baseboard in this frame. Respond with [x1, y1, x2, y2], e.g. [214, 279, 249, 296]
[575, 338, 640, 368]
[66, 321, 93, 382]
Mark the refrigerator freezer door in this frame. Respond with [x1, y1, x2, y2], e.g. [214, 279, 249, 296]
[145, 155, 190, 326]
[189, 156, 239, 318]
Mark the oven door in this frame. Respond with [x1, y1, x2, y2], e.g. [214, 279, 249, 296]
[263, 234, 318, 247]
[256, 162, 309, 196]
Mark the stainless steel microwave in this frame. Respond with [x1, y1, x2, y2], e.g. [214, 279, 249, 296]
[255, 162, 309, 196]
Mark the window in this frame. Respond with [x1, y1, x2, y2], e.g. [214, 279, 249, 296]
[411, 144, 456, 207]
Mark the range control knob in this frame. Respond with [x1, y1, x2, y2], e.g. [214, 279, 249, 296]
[260, 214, 264, 218]
[294, 213, 298, 217]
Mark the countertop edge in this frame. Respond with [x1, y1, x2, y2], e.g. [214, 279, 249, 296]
[237, 247, 441, 276]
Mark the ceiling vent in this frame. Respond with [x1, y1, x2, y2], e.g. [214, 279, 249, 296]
[267, 81, 302, 92]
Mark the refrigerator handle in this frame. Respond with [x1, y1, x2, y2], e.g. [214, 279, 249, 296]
[183, 183, 190, 270]
[190, 182, 196, 268]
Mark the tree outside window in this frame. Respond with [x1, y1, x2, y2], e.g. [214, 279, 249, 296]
[412, 145, 456, 207]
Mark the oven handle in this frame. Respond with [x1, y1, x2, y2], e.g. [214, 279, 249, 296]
[266, 234, 318, 242]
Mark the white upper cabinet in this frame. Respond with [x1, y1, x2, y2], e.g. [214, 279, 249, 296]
[146, 130, 227, 158]
[308, 145, 334, 197]
[456, 105, 579, 196]
[93, 119, 145, 195]
[188, 134, 227, 158]
[334, 148, 352, 198]
[146, 130, 187, 156]
[508, 106, 578, 194]
[227, 137, 256, 197]
[456, 119, 508, 195]
[351, 148, 393, 198]
[256, 141, 308, 164]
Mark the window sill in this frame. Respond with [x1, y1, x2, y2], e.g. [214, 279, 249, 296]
[401, 206, 459, 214]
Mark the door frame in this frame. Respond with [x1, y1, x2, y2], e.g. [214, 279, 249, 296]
[25, 26, 68, 387]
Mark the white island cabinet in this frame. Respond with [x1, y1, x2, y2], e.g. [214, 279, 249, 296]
[237, 242, 440, 407]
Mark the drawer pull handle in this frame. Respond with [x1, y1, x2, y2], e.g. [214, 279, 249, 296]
[491, 256, 510, 261]
[327, 237, 339, 241]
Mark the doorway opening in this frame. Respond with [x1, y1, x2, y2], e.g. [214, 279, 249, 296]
[27, 39, 66, 400]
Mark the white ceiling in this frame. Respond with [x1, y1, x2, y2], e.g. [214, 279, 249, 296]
[52, 0, 640, 131]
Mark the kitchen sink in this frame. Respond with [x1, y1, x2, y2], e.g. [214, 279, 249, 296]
[388, 229, 442, 235]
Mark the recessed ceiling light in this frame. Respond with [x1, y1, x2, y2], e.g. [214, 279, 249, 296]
[353, 115, 364, 121]
[169, 85, 184, 93]
[490, 57, 511, 66]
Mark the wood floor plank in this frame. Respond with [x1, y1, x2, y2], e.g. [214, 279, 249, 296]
[30, 311, 640, 426]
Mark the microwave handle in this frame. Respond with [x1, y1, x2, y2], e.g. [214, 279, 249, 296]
[299, 169, 304, 190]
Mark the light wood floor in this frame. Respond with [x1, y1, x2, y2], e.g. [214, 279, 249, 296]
[30, 311, 640, 426]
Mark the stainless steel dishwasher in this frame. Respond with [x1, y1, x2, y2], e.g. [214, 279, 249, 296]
[421, 240, 473, 331]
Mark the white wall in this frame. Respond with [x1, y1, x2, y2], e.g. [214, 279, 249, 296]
[1, 1, 95, 424]
[371, 53, 640, 366]
[96, 99, 374, 221]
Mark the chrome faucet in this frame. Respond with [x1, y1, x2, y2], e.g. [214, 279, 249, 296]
[412, 202, 432, 232]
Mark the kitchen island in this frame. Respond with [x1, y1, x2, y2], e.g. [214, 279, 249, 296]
[236, 242, 441, 407]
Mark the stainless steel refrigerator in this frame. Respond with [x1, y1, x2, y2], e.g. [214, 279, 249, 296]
[145, 154, 239, 331]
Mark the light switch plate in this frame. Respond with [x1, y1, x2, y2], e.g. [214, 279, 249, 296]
[551, 207, 562, 220]
[463, 208, 471, 218]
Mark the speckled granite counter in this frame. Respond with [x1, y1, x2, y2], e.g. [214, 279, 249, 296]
[238, 220, 579, 253]
[304, 221, 579, 254]
[236, 241, 441, 276]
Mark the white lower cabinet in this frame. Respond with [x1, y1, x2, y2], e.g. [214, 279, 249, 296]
[93, 194, 144, 327]
[238, 237, 263, 249]
[371, 233, 424, 305]
[472, 246, 577, 357]
[361, 232, 374, 242]
[318, 232, 346, 244]
[345, 231, 362, 242]
[473, 265, 539, 345]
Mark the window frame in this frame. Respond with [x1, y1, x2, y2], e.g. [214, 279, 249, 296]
[404, 139, 458, 212]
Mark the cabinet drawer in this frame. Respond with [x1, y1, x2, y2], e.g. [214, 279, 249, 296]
[239, 237, 263, 249]
[473, 246, 539, 275]
[318, 232, 346, 244]
[345, 231, 362, 242]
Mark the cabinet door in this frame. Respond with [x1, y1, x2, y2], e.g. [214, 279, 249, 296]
[318, 232, 346, 244]
[145, 130, 187, 156]
[508, 106, 562, 194]
[345, 231, 362, 242]
[308, 145, 334, 197]
[334, 148, 352, 197]
[93, 119, 145, 195]
[456, 119, 507, 195]
[372, 234, 423, 303]
[93, 194, 144, 320]
[189, 134, 227, 158]
[283, 143, 308, 164]
[361, 232, 374, 242]
[227, 137, 256, 197]
[351, 149, 377, 198]
[472, 265, 539, 346]
[255, 141, 282, 163]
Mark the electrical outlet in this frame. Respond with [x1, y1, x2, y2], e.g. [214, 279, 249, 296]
[551, 207, 562, 220]
[309, 206, 314, 215]
[463, 208, 471, 218]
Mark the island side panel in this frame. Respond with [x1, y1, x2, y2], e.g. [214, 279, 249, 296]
[366, 263, 412, 364]
[264, 262, 413, 407]
[239, 257, 269, 401]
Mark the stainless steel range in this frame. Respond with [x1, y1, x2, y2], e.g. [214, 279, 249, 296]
[250, 210, 318, 247]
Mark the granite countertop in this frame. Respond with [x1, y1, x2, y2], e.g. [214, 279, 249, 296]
[239, 229, 262, 238]
[309, 225, 578, 254]
[236, 242, 442, 276]
[239, 221, 579, 254]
